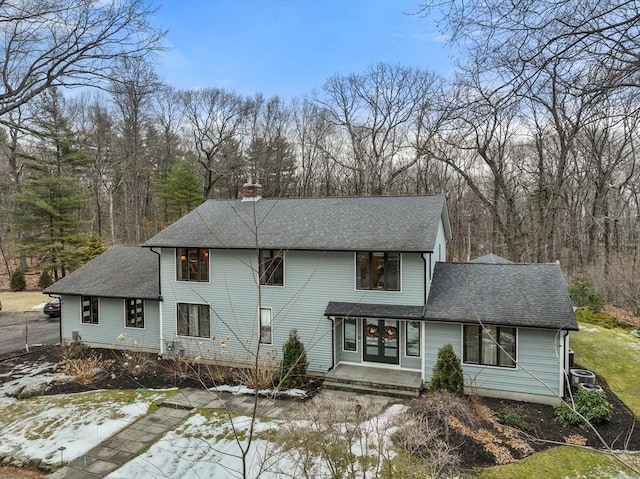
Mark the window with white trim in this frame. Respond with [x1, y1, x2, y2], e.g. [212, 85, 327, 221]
[177, 303, 210, 338]
[343, 318, 357, 351]
[405, 321, 421, 357]
[463, 325, 516, 368]
[81, 296, 99, 324]
[356, 252, 400, 291]
[177, 248, 209, 282]
[260, 308, 272, 344]
[259, 250, 284, 286]
[125, 299, 144, 328]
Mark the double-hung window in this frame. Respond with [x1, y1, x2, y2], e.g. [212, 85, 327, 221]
[177, 248, 209, 282]
[81, 296, 99, 324]
[463, 325, 516, 368]
[125, 299, 144, 328]
[177, 303, 210, 338]
[356, 252, 400, 291]
[259, 249, 284, 286]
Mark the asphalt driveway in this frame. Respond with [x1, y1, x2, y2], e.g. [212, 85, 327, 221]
[0, 311, 60, 355]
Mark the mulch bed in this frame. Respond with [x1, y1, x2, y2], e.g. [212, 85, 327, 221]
[1, 346, 638, 469]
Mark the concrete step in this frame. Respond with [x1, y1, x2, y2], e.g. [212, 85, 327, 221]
[323, 380, 421, 399]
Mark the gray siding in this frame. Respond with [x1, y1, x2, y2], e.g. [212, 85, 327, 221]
[426, 218, 448, 298]
[60, 295, 160, 351]
[160, 248, 426, 373]
[424, 322, 562, 399]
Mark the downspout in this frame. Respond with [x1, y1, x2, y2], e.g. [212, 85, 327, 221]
[149, 247, 163, 355]
[47, 294, 63, 345]
[421, 252, 431, 383]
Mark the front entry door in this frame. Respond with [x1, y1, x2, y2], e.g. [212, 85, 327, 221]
[363, 319, 399, 364]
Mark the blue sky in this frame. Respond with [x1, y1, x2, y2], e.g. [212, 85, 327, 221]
[154, 0, 454, 98]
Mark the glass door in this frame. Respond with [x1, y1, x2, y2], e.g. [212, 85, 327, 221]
[363, 319, 399, 364]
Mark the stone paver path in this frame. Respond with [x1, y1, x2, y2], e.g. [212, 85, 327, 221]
[48, 406, 191, 479]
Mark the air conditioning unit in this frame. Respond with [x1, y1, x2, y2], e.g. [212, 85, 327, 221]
[578, 383, 603, 393]
[72, 331, 80, 341]
[569, 368, 596, 389]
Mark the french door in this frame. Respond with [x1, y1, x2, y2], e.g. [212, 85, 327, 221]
[363, 319, 399, 364]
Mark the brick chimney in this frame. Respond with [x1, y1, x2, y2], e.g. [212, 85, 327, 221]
[241, 180, 262, 201]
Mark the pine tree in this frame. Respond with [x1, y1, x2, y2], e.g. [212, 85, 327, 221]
[429, 344, 464, 394]
[82, 233, 107, 262]
[13, 88, 90, 280]
[279, 329, 309, 389]
[154, 161, 204, 221]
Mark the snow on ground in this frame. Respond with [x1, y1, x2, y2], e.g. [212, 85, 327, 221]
[107, 403, 408, 479]
[0, 362, 171, 465]
[106, 412, 280, 479]
[211, 384, 307, 398]
[0, 389, 169, 464]
[0, 361, 73, 402]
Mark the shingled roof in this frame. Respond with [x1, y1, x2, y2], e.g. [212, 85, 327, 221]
[44, 246, 160, 300]
[324, 302, 424, 320]
[471, 254, 514, 264]
[423, 262, 578, 330]
[143, 195, 451, 252]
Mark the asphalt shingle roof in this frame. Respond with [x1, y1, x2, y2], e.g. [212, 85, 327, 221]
[44, 246, 160, 299]
[423, 262, 578, 330]
[324, 302, 424, 320]
[142, 195, 450, 252]
[471, 254, 514, 264]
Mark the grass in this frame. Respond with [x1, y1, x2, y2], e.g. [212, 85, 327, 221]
[0, 291, 50, 312]
[478, 446, 639, 479]
[0, 390, 172, 437]
[571, 322, 640, 416]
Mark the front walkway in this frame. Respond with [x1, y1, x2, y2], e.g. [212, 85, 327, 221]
[48, 389, 297, 479]
[49, 406, 191, 479]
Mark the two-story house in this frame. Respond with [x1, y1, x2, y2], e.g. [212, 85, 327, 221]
[45, 185, 578, 404]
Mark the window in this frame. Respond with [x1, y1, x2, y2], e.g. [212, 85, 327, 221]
[259, 249, 284, 286]
[177, 248, 209, 282]
[343, 318, 357, 351]
[125, 299, 144, 328]
[356, 252, 400, 291]
[260, 308, 272, 344]
[463, 325, 516, 368]
[406, 321, 421, 357]
[177, 303, 210, 338]
[81, 296, 99, 324]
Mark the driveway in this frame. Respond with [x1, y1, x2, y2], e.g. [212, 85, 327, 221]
[0, 311, 60, 355]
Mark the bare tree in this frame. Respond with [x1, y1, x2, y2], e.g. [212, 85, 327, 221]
[180, 88, 248, 198]
[420, 0, 640, 96]
[0, 0, 165, 123]
[110, 57, 160, 243]
[314, 63, 440, 195]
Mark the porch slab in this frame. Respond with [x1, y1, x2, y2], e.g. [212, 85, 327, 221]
[324, 364, 422, 398]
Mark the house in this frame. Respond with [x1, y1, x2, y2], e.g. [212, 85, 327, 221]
[45, 184, 578, 404]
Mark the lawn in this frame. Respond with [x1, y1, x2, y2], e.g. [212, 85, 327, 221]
[570, 323, 640, 416]
[0, 291, 50, 313]
[480, 446, 640, 479]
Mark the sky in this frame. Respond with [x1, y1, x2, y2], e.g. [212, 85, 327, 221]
[153, 0, 454, 99]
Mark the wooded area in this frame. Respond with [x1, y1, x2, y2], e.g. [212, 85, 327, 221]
[0, 0, 638, 313]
